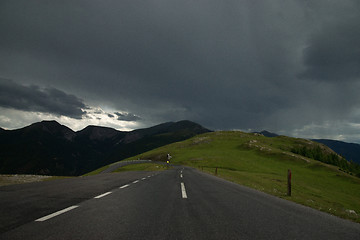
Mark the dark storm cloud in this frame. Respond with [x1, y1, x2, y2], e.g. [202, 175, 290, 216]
[0, 78, 86, 119]
[114, 112, 141, 122]
[300, 11, 360, 81]
[0, 0, 360, 140]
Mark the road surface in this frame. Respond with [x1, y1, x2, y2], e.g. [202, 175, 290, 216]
[1, 166, 359, 239]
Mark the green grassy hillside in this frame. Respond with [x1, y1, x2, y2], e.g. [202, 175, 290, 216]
[129, 131, 360, 223]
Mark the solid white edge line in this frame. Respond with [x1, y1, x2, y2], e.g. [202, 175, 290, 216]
[120, 184, 129, 189]
[94, 191, 112, 199]
[35, 206, 79, 222]
[133, 180, 139, 184]
[181, 182, 188, 199]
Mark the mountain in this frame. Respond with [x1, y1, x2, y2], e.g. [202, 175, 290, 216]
[0, 121, 78, 175]
[25, 120, 76, 140]
[0, 120, 210, 176]
[313, 139, 360, 164]
[76, 125, 126, 141]
[106, 120, 210, 162]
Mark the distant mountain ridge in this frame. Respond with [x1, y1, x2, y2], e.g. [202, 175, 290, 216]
[312, 139, 360, 165]
[0, 120, 210, 176]
[253, 130, 360, 165]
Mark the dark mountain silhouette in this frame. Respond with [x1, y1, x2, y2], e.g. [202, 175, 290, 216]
[0, 120, 210, 176]
[313, 139, 360, 165]
[106, 120, 209, 162]
[0, 121, 78, 175]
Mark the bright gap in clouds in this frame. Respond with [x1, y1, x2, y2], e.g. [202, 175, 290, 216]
[0, 106, 141, 132]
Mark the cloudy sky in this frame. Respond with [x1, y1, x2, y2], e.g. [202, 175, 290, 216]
[1, 0, 360, 142]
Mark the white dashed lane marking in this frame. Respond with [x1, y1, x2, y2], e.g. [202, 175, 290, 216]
[35, 174, 157, 222]
[35, 206, 79, 222]
[94, 192, 112, 199]
[181, 182, 188, 199]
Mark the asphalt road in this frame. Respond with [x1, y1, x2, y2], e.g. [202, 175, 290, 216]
[1, 166, 360, 239]
[0, 171, 153, 233]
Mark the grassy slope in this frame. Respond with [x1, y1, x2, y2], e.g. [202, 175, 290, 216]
[82, 165, 110, 177]
[128, 131, 360, 223]
[112, 163, 168, 172]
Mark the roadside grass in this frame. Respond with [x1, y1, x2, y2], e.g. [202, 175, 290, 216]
[44, 176, 73, 181]
[129, 131, 360, 223]
[112, 163, 168, 172]
[82, 165, 110, 176]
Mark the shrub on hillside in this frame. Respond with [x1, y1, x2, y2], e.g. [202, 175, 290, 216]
[291, 146, 360, 177]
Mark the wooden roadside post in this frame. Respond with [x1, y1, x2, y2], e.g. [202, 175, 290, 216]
[215, 167, 218, 176]
[287, 169, 292, 196]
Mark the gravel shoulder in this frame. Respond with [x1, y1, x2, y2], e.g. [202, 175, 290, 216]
[0, 174, 53, 186]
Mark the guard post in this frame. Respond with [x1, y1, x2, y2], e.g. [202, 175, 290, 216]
[287, 169, 292, 196]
